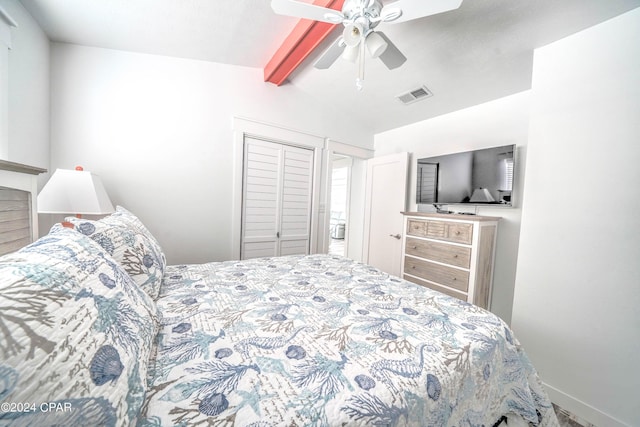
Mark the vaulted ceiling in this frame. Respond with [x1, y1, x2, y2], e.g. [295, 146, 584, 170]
[20, 0, 640, 133]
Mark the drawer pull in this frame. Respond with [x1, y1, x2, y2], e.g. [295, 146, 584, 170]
[412, 246, 417, 250]
[453, 255, 458, 258]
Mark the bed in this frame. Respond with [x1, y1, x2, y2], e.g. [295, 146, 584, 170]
[0, 205, 559, 426]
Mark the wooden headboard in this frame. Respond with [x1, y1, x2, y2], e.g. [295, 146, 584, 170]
[0, 160, 46, 256]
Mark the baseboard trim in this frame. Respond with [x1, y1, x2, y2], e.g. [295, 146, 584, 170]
[543, 382, 631, 427]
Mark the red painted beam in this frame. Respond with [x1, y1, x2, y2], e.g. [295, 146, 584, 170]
[265, 0, 345, 86]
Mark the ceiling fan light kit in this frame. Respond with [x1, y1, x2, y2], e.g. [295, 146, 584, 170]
[366, 31, 388, 58]
[342, 43, 360, 62]
[343, 23, 364, 46]
[271, 0, 464, 89]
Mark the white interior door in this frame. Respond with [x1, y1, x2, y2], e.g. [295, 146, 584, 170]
[363, 152, 409, 276]
[241, 137, 313, 259]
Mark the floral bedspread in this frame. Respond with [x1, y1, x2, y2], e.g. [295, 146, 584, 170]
[141, 254, 558, 426]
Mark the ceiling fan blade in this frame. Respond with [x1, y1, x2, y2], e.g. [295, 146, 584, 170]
[314, 37, 345, 69]
[271, 0, 344, 24]
[376, 32, 406, 70]
[382, 0, 463, 24]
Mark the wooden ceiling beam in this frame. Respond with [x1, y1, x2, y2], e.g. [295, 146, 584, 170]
[264, 0, 345, 86]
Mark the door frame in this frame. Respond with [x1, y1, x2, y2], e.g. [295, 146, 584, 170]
[328, 154, 352, 256]
[232, 117, 324, 260]
[321, 140, 373, 259]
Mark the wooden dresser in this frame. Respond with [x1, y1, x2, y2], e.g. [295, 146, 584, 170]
[401, 212, 500, 309]
[0, 160, 47, 256]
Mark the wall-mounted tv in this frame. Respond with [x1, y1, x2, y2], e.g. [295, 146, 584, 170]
[416, 144, 515, 207]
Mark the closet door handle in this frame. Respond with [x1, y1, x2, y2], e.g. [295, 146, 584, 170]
[276, 231, 280, 238]
[389, 234, 401, 240]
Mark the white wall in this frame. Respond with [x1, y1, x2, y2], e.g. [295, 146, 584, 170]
[0, 0, 49, 181]
[48, 43, 373, 264]
[374, 91, 531, 323]
[512, 8, 640, 427]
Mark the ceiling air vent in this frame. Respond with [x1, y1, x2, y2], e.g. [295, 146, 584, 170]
[396, 85, 433, 105]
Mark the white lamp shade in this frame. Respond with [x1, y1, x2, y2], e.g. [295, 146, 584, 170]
[341, 44, 360, 62]
[366, 32, 388, 58]
[343, 23, 363, 47]
[38, 168, 115, 215]
[469, 187, 495, 203]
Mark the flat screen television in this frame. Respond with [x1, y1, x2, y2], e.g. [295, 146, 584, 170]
[416, 144, 515, 207]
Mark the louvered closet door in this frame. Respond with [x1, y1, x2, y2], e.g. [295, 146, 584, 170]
[242, 137, 313, 260]
[279, 145, 313, 256]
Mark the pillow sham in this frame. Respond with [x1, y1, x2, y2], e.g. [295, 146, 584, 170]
[65, 207, 166, 300]
[0, 226, 158, 427]
[109, 206, 164, 257]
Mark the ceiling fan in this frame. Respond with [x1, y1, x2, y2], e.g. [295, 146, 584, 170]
[271, 0, 463, 89]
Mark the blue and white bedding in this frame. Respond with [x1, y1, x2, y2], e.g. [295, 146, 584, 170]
[141, 255, 558, 427]
[0, 225, 158, 426]
[0, 206, 559, 426]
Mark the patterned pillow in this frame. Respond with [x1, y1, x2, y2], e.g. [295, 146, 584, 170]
[0, 227, 158, 427]
[109, 206, 164, 258]
[65, 207, 166, 300]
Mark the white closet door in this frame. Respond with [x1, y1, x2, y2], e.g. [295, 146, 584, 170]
[242, 138, 281, 259]
[242, 137, 313, 259]
[279, 146, 313, 256]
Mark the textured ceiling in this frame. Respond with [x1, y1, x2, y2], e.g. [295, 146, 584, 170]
[20, 0, 640, 133]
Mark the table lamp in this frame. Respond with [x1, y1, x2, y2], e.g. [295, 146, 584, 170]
[469, 187, 495, 203]
[37, 166, 114, 218]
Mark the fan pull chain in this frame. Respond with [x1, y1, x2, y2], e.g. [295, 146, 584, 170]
[356, 40, 366, 90]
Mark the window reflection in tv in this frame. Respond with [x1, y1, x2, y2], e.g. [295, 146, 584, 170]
[416, 144, 515, 206]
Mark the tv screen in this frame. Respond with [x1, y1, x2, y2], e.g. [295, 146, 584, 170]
[416, 144, 515, 206]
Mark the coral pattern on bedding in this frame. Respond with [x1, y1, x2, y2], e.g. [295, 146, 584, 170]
[64, 207, 166, 300]
[142, 254, 558, 427]
[0, 227, 158, 427]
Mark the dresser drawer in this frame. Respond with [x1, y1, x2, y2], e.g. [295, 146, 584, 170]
[407, 219, 427, 237]
[404, 256, 469, 292]
[407, 219, 473, 244]
[426, 221, 473, 244]
[405, 237, 471, 268]
[404, 275, 467, 302]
